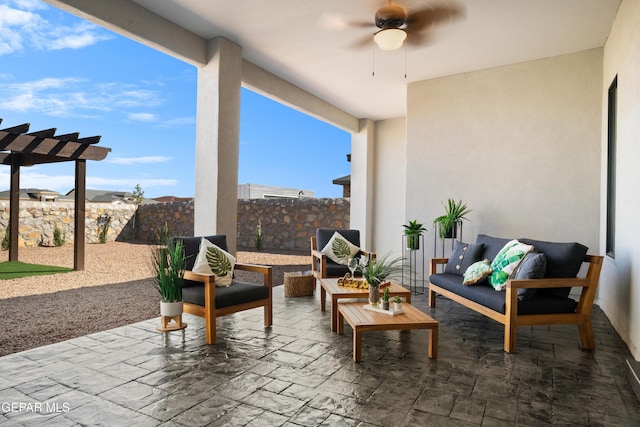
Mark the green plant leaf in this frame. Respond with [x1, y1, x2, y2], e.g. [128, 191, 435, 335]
[205, 246, 232, 278]
[332, 237, 352, 260]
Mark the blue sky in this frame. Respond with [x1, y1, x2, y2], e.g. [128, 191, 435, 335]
[0, 0, 351, 198]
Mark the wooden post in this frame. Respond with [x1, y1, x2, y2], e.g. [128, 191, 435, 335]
[9, 154, 20, 261]
[74, 160, 86, 270]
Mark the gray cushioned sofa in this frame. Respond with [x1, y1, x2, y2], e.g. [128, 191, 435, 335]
[428, 234, 603, 353]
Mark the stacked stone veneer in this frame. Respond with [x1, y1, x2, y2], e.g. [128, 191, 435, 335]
[0, 201, 138, 246]
[0, 198, 349, 250]
[236, 198, 350, 250]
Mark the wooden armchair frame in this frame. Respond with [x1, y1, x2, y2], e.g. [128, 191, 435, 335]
[182, 263, 272, 345]
[428, 255, 603, 353]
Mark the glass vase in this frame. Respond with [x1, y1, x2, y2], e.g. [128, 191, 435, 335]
[368, 285, 380, 307]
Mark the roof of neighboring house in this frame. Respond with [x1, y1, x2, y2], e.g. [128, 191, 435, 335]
[0, 188, 69, 201]
[66, 189, 136, 203]
[332, 175, 351, 185]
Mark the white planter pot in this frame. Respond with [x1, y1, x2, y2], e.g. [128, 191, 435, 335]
[160, 301, 183, 317]
[393, 302, 403, 312]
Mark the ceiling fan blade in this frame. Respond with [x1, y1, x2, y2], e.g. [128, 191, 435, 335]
[350, 33, 375, 49]
[405, 4, 466, 35]
[318, 13, 373, 30]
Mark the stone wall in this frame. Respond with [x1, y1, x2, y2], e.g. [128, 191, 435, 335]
[0, 198, 350, 250]
[236, 198, 350, 250]
[0, 201, 137, 246]
[135, 201, 195, 242]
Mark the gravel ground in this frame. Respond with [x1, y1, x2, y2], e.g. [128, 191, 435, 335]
[0, 242, 310, 356]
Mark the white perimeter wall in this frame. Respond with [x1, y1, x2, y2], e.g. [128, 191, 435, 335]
[396, 49, 603, 262]
[600, 0, 640, 359]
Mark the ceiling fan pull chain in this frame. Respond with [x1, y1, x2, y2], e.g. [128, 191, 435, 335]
[372, 44, 376, 77]
[404, 46, 407, 79]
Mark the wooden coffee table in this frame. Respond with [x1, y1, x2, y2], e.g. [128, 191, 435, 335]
[337, 302, 438, 362]
[318, 278, 411, 332]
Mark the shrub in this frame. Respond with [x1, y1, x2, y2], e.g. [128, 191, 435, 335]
[53, 226, 66, 247]
[1, 226, 9, 251]
[98, 214, 112, 244]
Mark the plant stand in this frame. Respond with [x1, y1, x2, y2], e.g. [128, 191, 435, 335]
[156, 315, 187, 347]
[433, 221, 463, 259]
[402, 234, 425, 295]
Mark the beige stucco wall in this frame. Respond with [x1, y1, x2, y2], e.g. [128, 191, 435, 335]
[400, 49, 602, 262]
[371, 118, 407, 256]
[600, 0, 640, 359]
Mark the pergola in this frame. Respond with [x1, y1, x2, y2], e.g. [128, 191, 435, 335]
[0, 119, 111, 270]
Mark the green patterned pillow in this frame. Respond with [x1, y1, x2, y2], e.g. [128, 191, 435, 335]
[489, 240, 534, 291]
[320, 231, 360, 265]
[192, 237, 236, 287]
[463, 259, 492, 286]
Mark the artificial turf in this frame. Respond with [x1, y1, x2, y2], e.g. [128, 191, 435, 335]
[0, 261, 73, 280]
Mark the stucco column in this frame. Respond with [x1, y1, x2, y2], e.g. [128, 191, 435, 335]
[194, 37, 242, 254]
[350, 118, 375, 250]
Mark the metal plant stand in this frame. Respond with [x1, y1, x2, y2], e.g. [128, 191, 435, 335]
[402, 234, 425, 295]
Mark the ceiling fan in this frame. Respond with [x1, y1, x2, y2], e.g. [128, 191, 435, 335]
[331, 1, 465, 51]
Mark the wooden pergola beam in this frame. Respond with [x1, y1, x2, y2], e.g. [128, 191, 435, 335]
[0, 132, 109, 161]
[1, 118, 111, 270]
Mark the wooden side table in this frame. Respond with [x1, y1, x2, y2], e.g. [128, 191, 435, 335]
[156, 315, 187, 346]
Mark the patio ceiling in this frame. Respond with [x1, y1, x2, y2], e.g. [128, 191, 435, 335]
[123, 0, 620, 121]
[46, 0, 621, 121]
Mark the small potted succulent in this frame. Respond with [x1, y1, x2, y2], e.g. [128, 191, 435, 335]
[381, 287, 390, 310]
[392, 296, 403, 312]
[403, 219, 427, 251]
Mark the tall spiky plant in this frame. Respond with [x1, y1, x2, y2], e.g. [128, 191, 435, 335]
[151, 238, 185, 303]
[433, 199, 472, 239]
[358, 253, 407, 287]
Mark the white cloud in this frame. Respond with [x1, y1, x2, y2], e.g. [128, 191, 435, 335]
[0, 170, 178, 193]
[0, 2, 111, 56]
[128, 113, 157, 122]
[163, 116, 196, 126]
[0, 77, 164, 117]
[106, 156, 171, 166]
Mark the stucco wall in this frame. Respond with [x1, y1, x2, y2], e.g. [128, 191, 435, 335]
[372, 117, 407, 256]
[600, 0, 640, 359]
[400, 49, 602, 262]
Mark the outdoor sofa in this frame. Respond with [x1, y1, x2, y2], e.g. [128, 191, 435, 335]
[428, 234, 603, 353]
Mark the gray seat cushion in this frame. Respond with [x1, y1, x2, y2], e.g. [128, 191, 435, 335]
[183, 281, 269, 308]
[429, 273, 578, 315]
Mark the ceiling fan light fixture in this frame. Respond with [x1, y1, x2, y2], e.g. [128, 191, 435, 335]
[373, 28, 406, 50]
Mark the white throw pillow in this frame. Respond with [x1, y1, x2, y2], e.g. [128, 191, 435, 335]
[192, 237, 236, 287]
[320, 231, 360, 265]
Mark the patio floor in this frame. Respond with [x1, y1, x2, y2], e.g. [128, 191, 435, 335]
[1, 285, 639, 426]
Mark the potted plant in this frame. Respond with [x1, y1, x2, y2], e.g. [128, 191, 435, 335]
[392, 296, 403, 311]
[403, 219, 427, 251]
[359, 254, 405, 306]
[151, 237, 186, 317]
[433, 199, 471, 240]
[381, 287, 390, 310]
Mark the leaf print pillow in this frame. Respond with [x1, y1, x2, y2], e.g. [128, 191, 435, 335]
[320, 231, 360, 265]
[192, 237, 236, 287]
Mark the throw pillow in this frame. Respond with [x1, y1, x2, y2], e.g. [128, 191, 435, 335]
[192, 237, 236, 287]
[512, 252, 547, 301]
[444, 241, 485, 276]
[489, 240, 534, 291]
[463, 259, 492, 286]
[321, 231, 360, 265]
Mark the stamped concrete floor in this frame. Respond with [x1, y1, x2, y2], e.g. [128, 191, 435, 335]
[1, 285, 639, 426]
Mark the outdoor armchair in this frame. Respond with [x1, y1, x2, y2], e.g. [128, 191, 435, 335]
[175, 235, 272, 344]
[310, 228, 375, 280]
